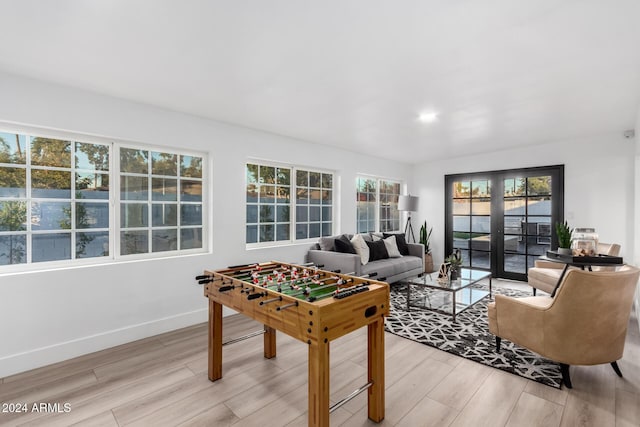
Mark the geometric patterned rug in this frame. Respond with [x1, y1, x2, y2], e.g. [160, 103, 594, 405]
[385, 283, 563, 388]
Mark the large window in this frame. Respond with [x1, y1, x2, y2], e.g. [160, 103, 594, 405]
[119, 147, 203, 255]
[356, 177, 401, 233]
[0, 132, 111, 265]
[246, 162, 333, 245]
[295, 169, 333, 240]
[0, 129, 206, 269]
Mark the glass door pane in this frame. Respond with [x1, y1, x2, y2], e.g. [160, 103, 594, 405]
[452, 179, 491, 270]
[502, 176, 552, 276]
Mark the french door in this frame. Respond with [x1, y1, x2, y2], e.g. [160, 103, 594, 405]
[445, 166, 564, 281]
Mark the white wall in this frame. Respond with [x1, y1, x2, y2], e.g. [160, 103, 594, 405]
[414, 134, 636, 270]
[0, 71, 413, 377]
[635, 109, 640, 329]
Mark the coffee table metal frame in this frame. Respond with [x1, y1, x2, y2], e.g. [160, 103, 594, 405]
[402, 268, 492, 321]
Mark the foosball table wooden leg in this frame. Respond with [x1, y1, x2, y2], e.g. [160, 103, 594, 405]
[264, 326, 276, 359]
[208, 300, 223, 381]
[308, 339, 330, 427]
[367, 318, 385, 422]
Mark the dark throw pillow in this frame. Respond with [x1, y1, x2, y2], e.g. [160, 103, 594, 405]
[334, 236, 356, 254]
[365, 239, 389, 261]
[384, 233, 409, 255]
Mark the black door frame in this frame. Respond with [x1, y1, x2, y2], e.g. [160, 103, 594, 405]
[445, 165, 564, 281]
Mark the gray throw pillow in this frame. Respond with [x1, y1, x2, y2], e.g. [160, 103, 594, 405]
[318, 236, 336, 251]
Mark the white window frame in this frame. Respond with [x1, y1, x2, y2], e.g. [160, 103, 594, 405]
[245, 160, 335, 249]
[356, 175, 403, 234]
[293, 167, 334, 242]
[115, 145, 206, 259]
[0, 124, 208, 273]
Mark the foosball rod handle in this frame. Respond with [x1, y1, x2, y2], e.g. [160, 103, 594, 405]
[227, 263, 257, 269]
[260, 296, 282, 305]
[195, 275, 210, 281]
[276, 301, 299, 311]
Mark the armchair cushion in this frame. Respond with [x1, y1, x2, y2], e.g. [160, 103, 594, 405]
[528, 241, 621, 294]
[528, 268, 563, 294]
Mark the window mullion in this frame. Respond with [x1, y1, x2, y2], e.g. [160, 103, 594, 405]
[26, 135, 32, 264]
[70, 141, 76, 260]
[112, 142, 119, 260]
[291, 167, 296, 244]
[147, 150, 152, 254]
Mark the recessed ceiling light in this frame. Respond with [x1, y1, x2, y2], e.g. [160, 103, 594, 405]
[418, 112, 438, 123]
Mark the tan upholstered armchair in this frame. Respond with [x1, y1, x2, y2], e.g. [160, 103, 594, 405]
[528, 242, 621, 295]
[488, 265, 639, 388]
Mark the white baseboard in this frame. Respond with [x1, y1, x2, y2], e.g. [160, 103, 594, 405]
[0, 309, 208, 379]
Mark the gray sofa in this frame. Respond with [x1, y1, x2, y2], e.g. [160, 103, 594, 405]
[305, 233, 424, 283]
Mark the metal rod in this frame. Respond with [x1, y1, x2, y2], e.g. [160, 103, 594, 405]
[235, 266, 328, 288]
[260, 296, 282, 305]
[222, 329, 266, 346]
[263, 272, 333, 293]
[286, 279, 342, 298]
[233, 261, 315, 279]
[329, 382, 373, 413]
[228, 264, 283, 278]
[276, 301, 299, 311]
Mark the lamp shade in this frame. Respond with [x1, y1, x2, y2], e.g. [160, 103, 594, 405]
[398, 195, 419, 212]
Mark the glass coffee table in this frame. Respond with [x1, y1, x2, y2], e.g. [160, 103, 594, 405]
[401, 268, 492, 321]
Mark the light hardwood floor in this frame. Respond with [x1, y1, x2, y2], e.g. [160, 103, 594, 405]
[1, 280, 639, 427]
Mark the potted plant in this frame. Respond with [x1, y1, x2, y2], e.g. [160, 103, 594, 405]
[445, 249, 462, 280]
[419, 221, 434, 273]
[555, 220, 573, 255]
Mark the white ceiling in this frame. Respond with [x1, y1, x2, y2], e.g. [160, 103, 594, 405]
[1, 1, 639, 163]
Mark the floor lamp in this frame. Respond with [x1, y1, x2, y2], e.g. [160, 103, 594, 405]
[398, 195, 419, 243]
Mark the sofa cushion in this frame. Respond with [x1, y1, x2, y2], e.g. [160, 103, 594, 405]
[334, 235, 356, 254]
[318, 236, 336, 251]
[383, 235, 402, 258]
[361, 258, 400, 279]
[366, 239, 389, 261]
[361, 233, 373, 242]
[391, 255, 423, 272]
[384, 233, 409, 255]
[350, 234, 370, 265]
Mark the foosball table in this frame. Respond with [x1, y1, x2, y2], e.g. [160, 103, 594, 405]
[197, 261, 390, 426]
